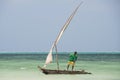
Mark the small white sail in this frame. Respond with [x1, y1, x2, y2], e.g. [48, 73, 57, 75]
[43, 51, 52, 68]
[43, 44, 54, 68]
[43, 2, 83, 68]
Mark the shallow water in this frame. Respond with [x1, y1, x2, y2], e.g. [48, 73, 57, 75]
[0, 53, 120, 80]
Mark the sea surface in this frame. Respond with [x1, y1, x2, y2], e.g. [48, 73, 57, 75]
[0, 52, 120, 80]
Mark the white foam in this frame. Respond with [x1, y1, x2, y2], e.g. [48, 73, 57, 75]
[20, 67, 26, 70]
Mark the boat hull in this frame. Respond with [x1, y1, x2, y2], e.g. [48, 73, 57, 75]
[38, 66, 91, 74]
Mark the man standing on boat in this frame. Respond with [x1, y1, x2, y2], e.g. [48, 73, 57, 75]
[67, 51, 78, 71]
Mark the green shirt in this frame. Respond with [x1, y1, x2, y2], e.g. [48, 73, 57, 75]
[69, 53, 77, 62]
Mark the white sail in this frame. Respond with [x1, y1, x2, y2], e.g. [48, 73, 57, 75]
[43, 2, 83, 68]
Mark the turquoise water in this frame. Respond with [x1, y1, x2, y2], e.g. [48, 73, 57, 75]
[0, 52, 120, 80]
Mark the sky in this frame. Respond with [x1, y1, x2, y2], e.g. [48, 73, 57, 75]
[0, 0, 120, 52]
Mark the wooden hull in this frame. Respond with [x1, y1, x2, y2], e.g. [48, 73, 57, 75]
[38, 66, 91, 74]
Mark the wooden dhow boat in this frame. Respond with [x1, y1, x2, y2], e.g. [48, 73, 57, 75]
[38, 2, 92, 75]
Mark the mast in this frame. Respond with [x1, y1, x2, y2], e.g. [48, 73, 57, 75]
[55, 44, 59, 70]
[54, 2, 83, 70]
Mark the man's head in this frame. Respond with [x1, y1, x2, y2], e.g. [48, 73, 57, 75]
[74, 51, 77, 55]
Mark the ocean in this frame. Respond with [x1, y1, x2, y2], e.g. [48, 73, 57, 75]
[0, 52, 120, 80]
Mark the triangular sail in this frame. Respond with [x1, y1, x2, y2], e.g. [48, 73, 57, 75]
[43, 2, 83, 68]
